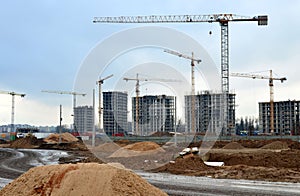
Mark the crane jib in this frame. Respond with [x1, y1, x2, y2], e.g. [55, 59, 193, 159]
[93, 14, 268, 25]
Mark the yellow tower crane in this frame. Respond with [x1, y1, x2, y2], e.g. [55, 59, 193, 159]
[230, 70, 287, 134]
[0, 90, 25, 133]
[97, 74, 113, 132]
[93, 13, 268, 135]
[164, 49, 201, 135]
[123, 74, 180, 136]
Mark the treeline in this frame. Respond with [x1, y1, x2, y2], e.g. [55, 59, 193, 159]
[235, 117, 260, 135]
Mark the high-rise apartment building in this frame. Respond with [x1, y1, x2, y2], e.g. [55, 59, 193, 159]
[132, 95, 176, 136]
[103, 91, 128, 135]
[74, 106, 94, 133]
[185, 91, 235, 135]
[259, 100, 300, 135]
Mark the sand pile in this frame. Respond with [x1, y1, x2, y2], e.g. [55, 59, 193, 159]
[223, 142, 245, 149]
[0, 163, 167, 196]
[109, 142, 165, 158]
[92, 142, 121, 153]
[10, 135, 40, 149]
[44, 133, 78, 144]
[124, 141, 161, 151]
[261, 141, 289, 150]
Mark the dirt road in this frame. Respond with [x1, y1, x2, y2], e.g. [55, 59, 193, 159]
[137, 171, 300, 196]
[1, 148, 300, 195]
[0, 148, 67, 179]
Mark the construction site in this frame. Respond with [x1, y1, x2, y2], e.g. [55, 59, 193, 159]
[1, 2, 300, 195]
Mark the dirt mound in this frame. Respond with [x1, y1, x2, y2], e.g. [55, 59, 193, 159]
[10, 135, 41, 149]
[0, 163, 167, 196]
[150, 131, 173, 137]
[109, 142, 165, 158]
[152, 155, 212, 174]
[92, 142, 121, 153]
[124, 141, 161, 151]
[210, 165, 300, 183]
[223, 142, 245, 149]
[261, 141, 289, 150]
[44, 133, 78, 144]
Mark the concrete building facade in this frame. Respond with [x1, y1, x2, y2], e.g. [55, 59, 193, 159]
[132, 95, 176, 136]
[259, 100, 300, 135]
[74, 106, 94, 133]
[185, 91, 235, 135]
[103, 91, 128, 135]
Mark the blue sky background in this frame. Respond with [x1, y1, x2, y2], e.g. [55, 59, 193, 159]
[0, 1, 299, 126]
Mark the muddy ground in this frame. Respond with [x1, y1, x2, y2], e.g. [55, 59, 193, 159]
[3, 136, 300, 183]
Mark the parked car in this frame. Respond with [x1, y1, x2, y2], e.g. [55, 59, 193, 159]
[16, 132, 24, 138]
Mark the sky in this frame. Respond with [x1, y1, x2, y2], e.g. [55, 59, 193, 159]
[0, 0, 300, 126]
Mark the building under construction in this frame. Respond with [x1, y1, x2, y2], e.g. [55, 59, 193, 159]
[74, 106, 94, 133]
[103, 91, 128, 135]
[259, 100, 300, 135]
[185, 91, 236, 135]
[132, 95, 176, 136]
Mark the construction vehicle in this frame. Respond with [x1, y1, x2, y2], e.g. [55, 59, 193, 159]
[231, 70, 287, 134]
[93, 13, 268, 135]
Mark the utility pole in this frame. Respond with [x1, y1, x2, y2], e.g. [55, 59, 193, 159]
[92, 89, 96, 147]
[41, 90, 86, 132]
[59, 104, 62, 144]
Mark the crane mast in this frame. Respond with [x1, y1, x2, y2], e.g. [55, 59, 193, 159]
[41, 90, 86, 132]
[124, 74, 181, 136]
[164, 49, 201, 135]
[230, 70, 286, 134]
[93, 13, 268, 135]
[97, 74, 113, 132]
[0, 91, 26, 134]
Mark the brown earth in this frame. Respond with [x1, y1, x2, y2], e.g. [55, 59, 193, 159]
[260, 141, 289, 149]
[222, 142, 245, 149]
[0, 163, 167, 196]
[151, 155, 213, 175]
[10, 135, 42, 149]
[43, 132, 79, 143]
[3, 137, 300, 183]
[124, 141, 162, 151]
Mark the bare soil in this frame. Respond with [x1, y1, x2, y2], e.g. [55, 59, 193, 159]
[3, 137, 300, 183]
[0, 163, 167, 196]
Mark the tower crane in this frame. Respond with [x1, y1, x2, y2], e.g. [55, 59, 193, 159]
[164, 49, 201, 135]
[123, 74, 180, 135]
[41, 90, 86, 131]
[97, 74, 113, 131]
[93, 13, 268, 135]
[230, 70, 287, 134]
[0, 90, 26, 133]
